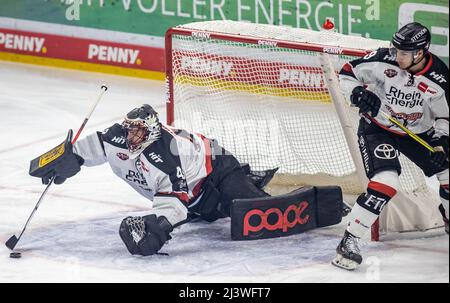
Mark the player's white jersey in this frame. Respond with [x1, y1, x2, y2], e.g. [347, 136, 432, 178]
[73, 123, 213, 225]
[339, 48, 449, 137]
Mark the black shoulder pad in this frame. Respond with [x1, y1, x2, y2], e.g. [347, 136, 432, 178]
[350, 48, 398, 68]
[142, 128, 188, 193]
[142, 128, 180, 173]
[423, 53, 449, 100]
[101, 123, 127, 149]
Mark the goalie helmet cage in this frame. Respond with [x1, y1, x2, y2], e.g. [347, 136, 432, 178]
[165, 21, 443, 241]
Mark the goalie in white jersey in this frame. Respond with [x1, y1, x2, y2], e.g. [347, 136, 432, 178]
[33, 103, 345, 256]
[333, 22, 449, 270]
[41, 104, 279, 256]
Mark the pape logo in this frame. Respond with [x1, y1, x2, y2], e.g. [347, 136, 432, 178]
[243, 202, 310, 236]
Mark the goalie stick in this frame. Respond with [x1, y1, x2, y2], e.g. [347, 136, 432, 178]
[5, 85, 108, 251]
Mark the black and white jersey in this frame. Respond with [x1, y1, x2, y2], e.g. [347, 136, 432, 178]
[73, 123, 213, 226]
[339, 48, 449, 137]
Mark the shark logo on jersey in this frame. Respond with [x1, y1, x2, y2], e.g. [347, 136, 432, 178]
[385, 105, 423, 123]
[117, 152, 129, 160]
[384, 69, 398, 78]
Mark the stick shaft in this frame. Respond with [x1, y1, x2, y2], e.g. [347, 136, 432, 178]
[5, 85, 108, 250]
[379, 111, 435, 152]
[16, 178, 54, 243]
[72, 85, 108, 144]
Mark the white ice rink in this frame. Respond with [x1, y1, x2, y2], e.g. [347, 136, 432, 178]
[0, 61, 448, 283]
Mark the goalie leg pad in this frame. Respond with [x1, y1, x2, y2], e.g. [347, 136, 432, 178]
[230, 186, 342, 241]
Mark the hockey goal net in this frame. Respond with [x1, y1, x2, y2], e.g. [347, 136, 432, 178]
[165, 21, 443, 240]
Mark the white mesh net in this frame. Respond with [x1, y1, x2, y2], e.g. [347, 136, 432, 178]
[167, 21, 443, 234]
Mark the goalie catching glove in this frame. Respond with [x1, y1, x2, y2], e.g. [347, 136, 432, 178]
[119, 214, 173, 256]
[350, 86, 381, 117]
[29, 129, 84, 185]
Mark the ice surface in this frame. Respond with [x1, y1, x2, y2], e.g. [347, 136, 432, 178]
[0, 61, 448, 283]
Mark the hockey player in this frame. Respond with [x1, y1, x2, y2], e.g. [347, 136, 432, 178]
[37, 104, 280, 256]
[333, 22, 449, 270]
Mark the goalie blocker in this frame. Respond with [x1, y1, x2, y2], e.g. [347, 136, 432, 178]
[29, 130, 84, 184]
[231, 186, 343, 240]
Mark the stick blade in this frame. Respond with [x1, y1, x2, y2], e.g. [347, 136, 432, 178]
[5, 235, 18, 250]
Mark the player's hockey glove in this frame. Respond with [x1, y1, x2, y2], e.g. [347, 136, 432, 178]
[119, 214, 173, 256]
[350, 86, 381, 117]
[29, 130, 84, 185]
[429, 135, 449, 170]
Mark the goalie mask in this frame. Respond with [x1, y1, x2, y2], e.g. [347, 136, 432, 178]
[122, 104, 161, 156]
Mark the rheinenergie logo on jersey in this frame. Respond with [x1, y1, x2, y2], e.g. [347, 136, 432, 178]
[385, 86, 423, 108]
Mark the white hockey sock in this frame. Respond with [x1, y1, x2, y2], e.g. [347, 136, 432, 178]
[346, 203, 379, 239]
[346, 179, 397, 238]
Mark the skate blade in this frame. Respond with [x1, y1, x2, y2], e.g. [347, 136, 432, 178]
[331, 254, 359, 271]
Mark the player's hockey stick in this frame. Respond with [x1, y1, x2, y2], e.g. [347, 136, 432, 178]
[378, 111, 435, 153]
[5, 85, 108, 251]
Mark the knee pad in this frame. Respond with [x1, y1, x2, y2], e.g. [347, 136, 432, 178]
[371, 170, 401, 192]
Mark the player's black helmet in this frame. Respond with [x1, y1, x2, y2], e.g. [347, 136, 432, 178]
[391, 22, 431, 52]
[122, 104, 161, 155]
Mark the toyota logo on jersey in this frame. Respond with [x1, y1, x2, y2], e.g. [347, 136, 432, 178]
[374, 144, 398, 160]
